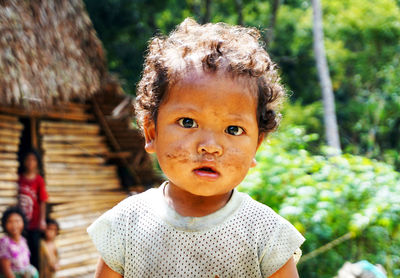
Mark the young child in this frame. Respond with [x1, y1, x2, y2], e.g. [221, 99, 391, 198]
[0, 206, 39, 278]
[18, 150, 48, 270]
[88, 18, 305, 278]
[39, 219, 59, 278]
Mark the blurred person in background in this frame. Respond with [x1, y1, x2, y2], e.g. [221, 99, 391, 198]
[18, 150, 48, 270]
[39, 218, 59, 278]
[0, 206, 39, 278]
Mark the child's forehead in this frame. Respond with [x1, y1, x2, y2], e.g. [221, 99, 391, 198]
[9, 212, 23, 219]
[47, 224, 58, 229]
[170, 69, 258, 98]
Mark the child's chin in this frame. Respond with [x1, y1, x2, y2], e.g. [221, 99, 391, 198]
[186, 187, 229, 197]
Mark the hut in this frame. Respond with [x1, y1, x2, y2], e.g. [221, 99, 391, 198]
[0, 0, 159, 277]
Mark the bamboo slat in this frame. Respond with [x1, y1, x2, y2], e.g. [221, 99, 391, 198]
[0, 106, 95, 122]
[0, 136, 20, 145]
[49, 194, 125, 204]
[0, 153, 18, 160]
[57, 226, 93, 237]
[56, 261, 97, 278]
[0, 114, 19, 122]
[47, 185, 120, 193]
[45, 172, 117, 180]
[0, 144, 19, 152]
[0, 190, 18, 197]
[57, 217, 102, 232]
[41, 121, 99, 131]
[42, 141, 108, 149]
[59, 253, 98, 268]
[50, 202, 119, 218]
[44, 156, 105, 164]
[44, 162, 116, 170]
[42, 134, 105, 143]
[0, 197, 18, 205]
[59, 245, 97, 259]
[0, 129, 21, 138]
[43, 147, 108, 156]
[56, 211, 106, 224]
[0, 167, 18, 174]
[51, 198, 124, 212]
[0, 120, 23, 130]
[46, 177, 119, 186]
[39, 127, 100, 135]
[0, 182, 18, 190]
[0, 173, 18, 181]
[56, 229, 95, 242]
[47, 190, 125, 198]
[0, 160, 20, 168]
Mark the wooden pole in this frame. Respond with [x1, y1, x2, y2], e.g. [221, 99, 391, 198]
[31, 117, 38, 149]
[92, 97, 142, 185]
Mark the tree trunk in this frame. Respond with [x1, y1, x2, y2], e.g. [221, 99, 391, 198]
[202, 0, 211, 23]
[189, 0, 202, 22]
[312, 0, 341, 153]
[266, 0, 280, 45]
[235, 0, 244, 26]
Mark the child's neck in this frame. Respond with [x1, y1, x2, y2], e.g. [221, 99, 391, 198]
[24, 171, 37, 179]
[9, 234, 21, 243]
[164, 182, 233, 217]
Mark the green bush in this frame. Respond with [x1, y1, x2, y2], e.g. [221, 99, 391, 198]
[239, 125, 400, 278]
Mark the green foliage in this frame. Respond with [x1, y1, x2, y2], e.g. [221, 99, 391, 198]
[239, 126, 400, 277]
[268, 0, 400, 168]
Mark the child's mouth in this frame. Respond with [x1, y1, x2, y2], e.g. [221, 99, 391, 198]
[193, 166, 220, 179]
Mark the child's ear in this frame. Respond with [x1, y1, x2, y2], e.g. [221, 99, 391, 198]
[143, 117, 156, 153]
[251, 133, 265, 168]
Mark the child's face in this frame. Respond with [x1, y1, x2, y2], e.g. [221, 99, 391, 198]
[45, 224, 58, 241]
[6, 213, 24, 238]
[24, 153, 38, 173]
[144, 71, 263, 196]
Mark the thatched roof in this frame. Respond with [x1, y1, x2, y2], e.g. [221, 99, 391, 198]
[0, 0, 107, 107]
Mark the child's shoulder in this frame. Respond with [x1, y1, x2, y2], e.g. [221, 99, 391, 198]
[113, 187, 159, 212]
[237, 191, 289, 224]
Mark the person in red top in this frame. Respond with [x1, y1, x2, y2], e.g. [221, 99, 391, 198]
[18, 149, 48, 270]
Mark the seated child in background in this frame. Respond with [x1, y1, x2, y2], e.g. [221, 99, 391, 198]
[0, 206, 38, 278]
[39, 219, 59, 278]
[88, 18, 305, 278]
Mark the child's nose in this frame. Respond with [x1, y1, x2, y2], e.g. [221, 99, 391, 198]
[197, 136, 223, 156]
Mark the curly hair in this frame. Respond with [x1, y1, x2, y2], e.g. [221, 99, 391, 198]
[135, 18, 286, 135]
[1, 206, 27, 235]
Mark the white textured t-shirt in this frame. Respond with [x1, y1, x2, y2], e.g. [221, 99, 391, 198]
[87, 183, 305, 277]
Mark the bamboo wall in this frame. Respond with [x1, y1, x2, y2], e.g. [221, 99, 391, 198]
[0, 114, 22, 235]
[40, 120, 127, 278]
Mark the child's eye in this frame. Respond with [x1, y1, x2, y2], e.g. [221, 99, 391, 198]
[225, 126, 244, 136]
[178, 118, 198, 128]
